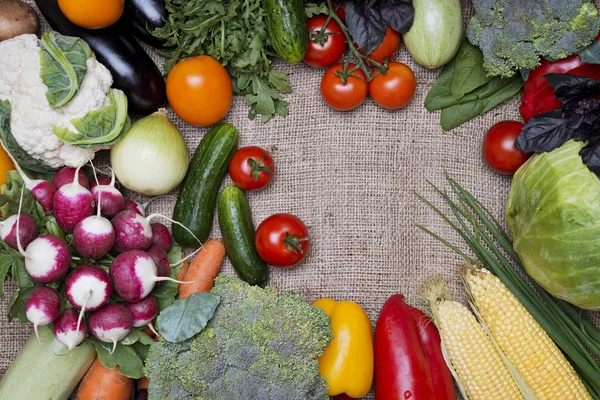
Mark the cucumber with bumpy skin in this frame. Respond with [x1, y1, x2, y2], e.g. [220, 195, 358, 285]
[218, 185, 268, 286]
[264, 0, 307, 64]
[172, 124, 238, 247]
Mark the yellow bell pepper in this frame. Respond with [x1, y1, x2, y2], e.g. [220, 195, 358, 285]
[313, 298, 374, 398]
[0, 146, 14, 190]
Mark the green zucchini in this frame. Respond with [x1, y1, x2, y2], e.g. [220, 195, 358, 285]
[172, 124, 239, 247]
[264, 0, 307, 64]
[218, 185, 268, 286]
[0, 326, 95, 400]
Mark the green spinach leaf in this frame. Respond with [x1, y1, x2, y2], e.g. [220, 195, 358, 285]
[39, 31, 91, 108]
[157, 291, 220, 343]
[450, 41, 492, 100]
[53, 89, 130, 148]
[425, 58, 456, 111]
[0, 100, 56, 173]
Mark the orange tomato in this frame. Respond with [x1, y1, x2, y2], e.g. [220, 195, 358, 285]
[58, 0, 124, 29]
[0, 146, 15, 189]
[166, 56, 233, 127]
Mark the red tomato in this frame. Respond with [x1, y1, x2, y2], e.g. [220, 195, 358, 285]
[229, 146, 275, 191]
[334, 2, 346, 22]
[482, 121, 532, 175]
[321, 63, 368, 111]
[305, 16, 347, 68]
[255, 214, 310, 268]
[362, 27, 401, 64]
[369, 62, 416, 110]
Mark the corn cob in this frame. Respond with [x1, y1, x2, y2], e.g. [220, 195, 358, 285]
[463, 265, 592, 400]
[423, 279, 524, 400]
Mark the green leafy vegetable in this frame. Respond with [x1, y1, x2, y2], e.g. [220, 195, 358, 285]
[157, 291, 220, 343]
[152, 0, 293, 122]
[425, 41, 523, 131]
[0, 171, 47, 227]
[53, 89, 130, 148]
[8, 286, 34, 323]
[94, 339, 146, 379]
[305, 2, 328, 17]
[579, 40, 600, 64]
[39, 31, 91, 108]
[121, 329, 156, 346]
[0, 100, 56, 173]
[152, 245, 183, 311]
[450, 41, 491, 99]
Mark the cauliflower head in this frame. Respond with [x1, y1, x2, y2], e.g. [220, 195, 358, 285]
[0, 34, 114, 169]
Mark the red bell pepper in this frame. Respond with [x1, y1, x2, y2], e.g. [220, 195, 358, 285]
[520, 34, 600, 122]
[408, 307, 456, 400]
[374, 295, 435, 400]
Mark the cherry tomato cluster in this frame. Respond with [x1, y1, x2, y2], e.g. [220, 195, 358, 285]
[228, 147, 310, 268]
[304, 6, 416, 112]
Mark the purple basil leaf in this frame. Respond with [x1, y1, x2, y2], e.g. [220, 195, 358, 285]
[378, 0, 414, 34]
[346, 0, 386, 54]
[515, 110, 574, 153]
[544, 73, 600, 103]
[580, 139, 600, 176]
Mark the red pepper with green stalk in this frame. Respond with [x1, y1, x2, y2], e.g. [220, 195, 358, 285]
[520, 33, 600, 122]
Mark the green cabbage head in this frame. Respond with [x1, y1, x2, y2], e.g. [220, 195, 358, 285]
[506, 140, 600, 310]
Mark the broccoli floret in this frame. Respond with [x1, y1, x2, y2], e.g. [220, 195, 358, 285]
[468, 0, 600, 77]
[145, 276, 333, 400]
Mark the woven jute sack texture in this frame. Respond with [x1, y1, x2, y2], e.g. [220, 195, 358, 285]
[3, 1, 599, 399]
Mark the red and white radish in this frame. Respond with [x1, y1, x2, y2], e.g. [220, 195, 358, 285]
[65, 264, 113, 335]
[22, 234, 71, 283]
[91, 176, 120, 190]
[53, 166, 95, 233]
[25, 286, 61, 342]
[124, 199, 145, 216]
[88, 304, 133, 353]
[0, 214, 38, 250]
[90, 170, 125, 218]
[52, 167, 90, 190]
[109, 250, 185, 302]
[72, 189, 115, 259]
[150, 223, 172, 252]
[1, 143, 57, 215]
[125, 295, 159, 332]
[147, 246, 170, 277]
[54, 309, 87, 351]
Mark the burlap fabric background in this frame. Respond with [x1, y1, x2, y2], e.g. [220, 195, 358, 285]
[3, 1, 599, 398]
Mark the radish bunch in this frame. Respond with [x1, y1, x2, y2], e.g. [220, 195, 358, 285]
[0, 158, 188, 352]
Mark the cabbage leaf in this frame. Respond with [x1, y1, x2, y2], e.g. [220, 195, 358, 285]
[39, 31, 91, 108]
[53, 89, 130, 148]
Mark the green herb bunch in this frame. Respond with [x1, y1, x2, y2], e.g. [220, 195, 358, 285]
[153, 0, 292, 122]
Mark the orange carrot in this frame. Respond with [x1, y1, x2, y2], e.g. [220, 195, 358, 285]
[76, 358, 133, 400]
[178, 239, 225, 299]
[176, 258, 190, 282]
[138, 377, 149, 390]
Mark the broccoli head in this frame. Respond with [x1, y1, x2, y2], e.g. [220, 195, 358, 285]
[145, 275, 333, 400]
[467, 0, 600, 77]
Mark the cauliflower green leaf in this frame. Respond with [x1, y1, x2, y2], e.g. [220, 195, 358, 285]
[39, 31, 91, 108]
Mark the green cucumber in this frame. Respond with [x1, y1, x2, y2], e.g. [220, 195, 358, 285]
[218, 185, 268, 286]
[264, 0, 307, 64]
[172, 124, 239, 247]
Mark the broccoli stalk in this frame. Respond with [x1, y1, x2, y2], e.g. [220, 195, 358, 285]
[145, 275, 333, 400]
[467, 0, 600, 77]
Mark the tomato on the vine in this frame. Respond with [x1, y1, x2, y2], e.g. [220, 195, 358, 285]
[321, 63, 368, 111]
[229, 146, 275, 191]
[369, 62, 416, 110]
[304, 15, 347, 68]
[255, 214, 310, 268]
[334, 1, 346, 22]
[358, 26, 401, 64]
[482, 121, 531, 175]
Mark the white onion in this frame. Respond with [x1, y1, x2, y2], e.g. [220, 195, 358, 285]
[111, 109, 189, 195]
